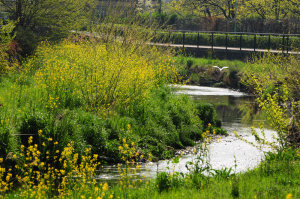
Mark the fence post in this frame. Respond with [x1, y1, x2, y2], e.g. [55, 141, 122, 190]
[183, 32, 185, 48]
[268, 35, 271, 50]
[254, 34, 256, 52]
[286, 35, 289, 54]
[226, 33, 228, 51]
[240, 34, 242, 51]
[212, 32, 214, 50]
[197, 32, 199, 49]
[282, 34, 285, 54]
[169, 30, 171, 46]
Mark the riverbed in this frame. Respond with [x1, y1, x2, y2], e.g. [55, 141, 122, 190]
[95, 85, 278, 183]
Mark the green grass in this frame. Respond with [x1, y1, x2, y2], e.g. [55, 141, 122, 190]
[172, 54, 245, 70]
[172, 54, 246, 88]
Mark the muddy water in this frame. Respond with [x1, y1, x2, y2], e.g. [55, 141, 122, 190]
[95, 85, 277, 183]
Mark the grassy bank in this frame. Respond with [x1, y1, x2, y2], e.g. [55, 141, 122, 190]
[0, 37, 228, 197]
[173, 54, 246, 89]
[4, 144, 300, 198]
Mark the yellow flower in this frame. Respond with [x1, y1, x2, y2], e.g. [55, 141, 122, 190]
[109, 195, 113, 198]
[286, 193, 293, 199]
[48, 138, 53, 141]
[38, 129, 43, 136]
[54, 141, 58, 145]
[102, 183, 109, 191]
[28, 136, 33, 144]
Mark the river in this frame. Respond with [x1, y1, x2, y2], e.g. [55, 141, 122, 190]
[94, 85, 278, 183]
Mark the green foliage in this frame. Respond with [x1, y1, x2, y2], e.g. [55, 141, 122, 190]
[14, 26, 39, 57]
[196, 102, 222, 129]
[0, 0, 97, 55]
[211, 167, 234, 180]
[0, 121, 14, 157]
[241, 53, 300, 148]
[0, 19, 16, 74]
[231, 176, 240, 198]
[156, 171, 183, 193]
[19, 112, 47, 147]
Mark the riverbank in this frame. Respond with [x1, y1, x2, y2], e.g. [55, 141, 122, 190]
[5, 145, 299, 198]
[0, 40, 230, 198]
[173, 54, 246, 90]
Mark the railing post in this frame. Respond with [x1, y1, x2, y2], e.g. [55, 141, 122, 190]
[268, 35, 271, 50]
[240, 34, 242, 51]
[212, 32, 214, 50]
[197, 32, 199, 49]
[226, 33, 228, 51]
[286, 35, 289, 54]
[183, 32, 185, 48]
[169, 30, 171, 46]
[282, 34, 285, 54]
[254, 34, 256, 52]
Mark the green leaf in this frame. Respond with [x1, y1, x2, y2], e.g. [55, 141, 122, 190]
[172, 156, 179, 164]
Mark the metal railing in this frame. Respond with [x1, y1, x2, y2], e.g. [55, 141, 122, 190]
[151, 30, 300, 54]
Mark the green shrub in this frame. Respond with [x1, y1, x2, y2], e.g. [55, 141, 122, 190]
[196, 102, 222, 129]
[19, 112, 47, 147]
[0, 125, 13, 158]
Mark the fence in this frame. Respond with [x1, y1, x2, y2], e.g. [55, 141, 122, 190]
[151, 30, 300, 54]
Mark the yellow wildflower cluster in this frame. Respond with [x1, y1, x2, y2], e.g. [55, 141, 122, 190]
[0, 137, 103, 198]
[24, 41, 179, 116]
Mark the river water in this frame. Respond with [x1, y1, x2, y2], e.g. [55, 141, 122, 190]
[95, 85, 278, 183]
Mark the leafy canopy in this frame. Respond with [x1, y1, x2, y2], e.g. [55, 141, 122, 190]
[0, 0, 97, 32]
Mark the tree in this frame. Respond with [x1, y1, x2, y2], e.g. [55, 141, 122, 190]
[136, 0, 153, 13]
[197, 0, 236, 20]
[237, 0, 300, 20]
[0, 0, 97, 55]
[166, 0, 206, 18]
[166, 0, 236, 20]
[0, 19, 16, 74]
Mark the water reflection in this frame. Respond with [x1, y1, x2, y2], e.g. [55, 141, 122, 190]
[178, 85, 269, 128]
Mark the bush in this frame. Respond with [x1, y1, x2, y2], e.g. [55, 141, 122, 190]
[19, 112, 47, 147]
[196, 102, 222, 129]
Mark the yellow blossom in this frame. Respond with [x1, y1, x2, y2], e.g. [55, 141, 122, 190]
[286, 193, 293, 199]
[102, 183, 109, 191]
